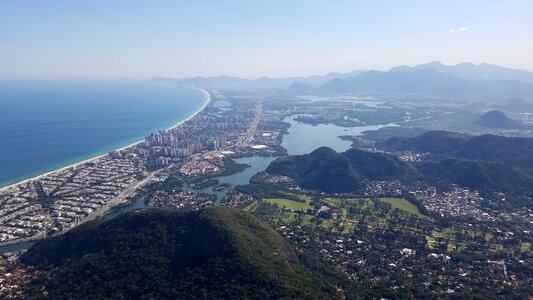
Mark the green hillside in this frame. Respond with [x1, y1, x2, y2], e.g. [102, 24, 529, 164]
[383, 130, 533, 166]
[382, 130, 468, 156]
[266, 147, 414, 193]
[267, 131, 533, 206]
[343, 148, 416, 180]
[383, 131, 533, 206]
[420, 159, 533, 197]
[475, 110, 526, 129]
[21, 208, 337, 299]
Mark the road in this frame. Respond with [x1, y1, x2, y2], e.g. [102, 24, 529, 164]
[235, 98, 264, 148]
[80, 169, 162, 224]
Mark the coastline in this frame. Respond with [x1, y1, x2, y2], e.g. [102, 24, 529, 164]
[0, 87, 211, 193]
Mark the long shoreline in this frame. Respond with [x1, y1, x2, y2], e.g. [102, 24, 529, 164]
[0, 87, 211, 193]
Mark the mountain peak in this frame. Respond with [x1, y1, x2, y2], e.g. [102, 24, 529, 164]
[417, 61, 444, 68]
[389, 65, 412, 72]
[476, 110, 525, 129]
[267, 147, 413, 193]
[413, 61, 533, 83]
[456, 62, 477, 67]
[21, 208, 335, 299]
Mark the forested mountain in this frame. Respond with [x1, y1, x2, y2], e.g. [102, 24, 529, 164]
[383, 131, 533, 205]
[21, 208, 337, 299]
[266, 147, 415, 193]
[475, 110, 526, 128]
[265, 132, 533, 206]
[383, 131, 533, 167]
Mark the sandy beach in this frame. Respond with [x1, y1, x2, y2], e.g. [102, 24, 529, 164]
[0, 87, 211, 193]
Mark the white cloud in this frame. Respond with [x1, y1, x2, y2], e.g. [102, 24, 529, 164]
[448, 27, 469, 34]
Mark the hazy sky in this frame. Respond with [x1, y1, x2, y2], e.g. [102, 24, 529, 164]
[1, 0, 532, 79]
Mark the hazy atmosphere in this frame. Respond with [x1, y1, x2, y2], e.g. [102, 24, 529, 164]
[1, 1, 533, 299]
[1, 0, 532, 79]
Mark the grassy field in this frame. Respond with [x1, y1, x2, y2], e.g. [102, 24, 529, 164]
[244, 191, 499, 255]
[323, 197, 341, 207]
[291, 193, 311, 202]
[378, 197, 425, 217]
[425, 236, 436, 248]
[520, 242, 532, 253]
[243, 202, 259, 212]
[264, 198, 312, 211]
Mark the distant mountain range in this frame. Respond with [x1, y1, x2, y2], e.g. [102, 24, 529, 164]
[411, 61, 533, 83]
[151, 70, 364, 90]
[319, 64, 533, 97]
[152, 62, 533, 98]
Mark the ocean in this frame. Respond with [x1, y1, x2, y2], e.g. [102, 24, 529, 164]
[0, 80, 207, 187]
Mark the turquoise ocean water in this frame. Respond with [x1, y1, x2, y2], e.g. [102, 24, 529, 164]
[0, 80, 206, 187]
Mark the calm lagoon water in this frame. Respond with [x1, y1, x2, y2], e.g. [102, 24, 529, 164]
[0, 80, 207, 187]
[281, 115, 397, 155]
[182, 156, 278, 204]
[296, 95, 392, 109]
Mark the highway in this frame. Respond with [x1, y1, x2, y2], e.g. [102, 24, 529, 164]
[80, 169, 163, 224]
[235, 97, 264, 148]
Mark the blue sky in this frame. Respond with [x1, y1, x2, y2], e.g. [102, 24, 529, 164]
[1, 0, 532, 79]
